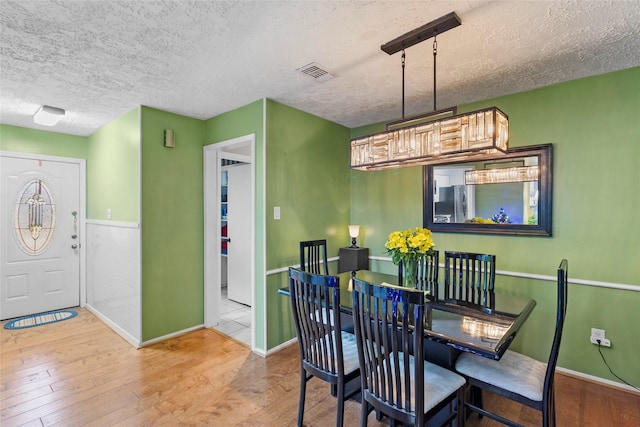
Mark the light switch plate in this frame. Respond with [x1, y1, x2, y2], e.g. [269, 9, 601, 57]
[274, 206, 280, 220]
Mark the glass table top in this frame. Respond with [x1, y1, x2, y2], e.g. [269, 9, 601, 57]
[280, 269, 536, 360]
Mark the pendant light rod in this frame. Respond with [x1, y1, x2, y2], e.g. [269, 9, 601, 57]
[381, 11, 461, 55]
[401, 49, 406, 119]
[433, 34, 437, 111]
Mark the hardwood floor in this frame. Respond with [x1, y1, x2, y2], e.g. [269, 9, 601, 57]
[2, 308, 639, 426]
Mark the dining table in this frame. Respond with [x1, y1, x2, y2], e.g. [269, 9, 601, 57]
[280, 269, 537, 369]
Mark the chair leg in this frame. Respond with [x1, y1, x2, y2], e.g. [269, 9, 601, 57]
[456, 387, 465, 427]
[336, 380, 345, 427]
[360, 401, 369, 427]
[543, 399, 556, 427]
[469, 385, 483, 419]
[297, 368, 307, 427]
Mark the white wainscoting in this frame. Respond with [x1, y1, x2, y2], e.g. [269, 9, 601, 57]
[86, 220, 141, 346]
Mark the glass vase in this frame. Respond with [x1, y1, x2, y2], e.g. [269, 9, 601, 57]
[402, 258, 419, 288]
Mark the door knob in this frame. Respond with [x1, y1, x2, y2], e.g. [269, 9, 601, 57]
[71, 234, 77, 239]
[71, 244, 78, 249]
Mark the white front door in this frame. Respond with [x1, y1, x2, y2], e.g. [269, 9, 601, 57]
[1, 155, 81, 320]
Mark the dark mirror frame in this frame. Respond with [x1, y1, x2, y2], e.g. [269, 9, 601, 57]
[423, 144, 553, 236]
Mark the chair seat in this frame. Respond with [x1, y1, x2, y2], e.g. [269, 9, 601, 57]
[456, 349, 546, 402]
[384, 353, 467, 410]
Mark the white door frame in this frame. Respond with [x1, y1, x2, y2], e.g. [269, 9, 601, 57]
[203, 134, 255, 349]
[0, 151, 87, 311]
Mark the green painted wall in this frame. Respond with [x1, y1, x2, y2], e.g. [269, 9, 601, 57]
[204, 99, 351, 351]
[350, 67, 640, 386]
[140, 106, 205, 341]
[264, 100, 351, 349]
[0, 124, 87, 159]
[4, 67, 638, 387]
[204, 99, 266, 350]
[87, 107, 140, 221]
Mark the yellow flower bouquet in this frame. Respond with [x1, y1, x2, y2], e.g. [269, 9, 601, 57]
[385, 227, 435, 287]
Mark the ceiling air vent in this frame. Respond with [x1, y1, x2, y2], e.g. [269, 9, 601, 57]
[295, 62, 334, 82]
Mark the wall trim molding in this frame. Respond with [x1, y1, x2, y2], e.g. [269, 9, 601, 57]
[266, 256, 339, 276]
[557, 367, 640, 396]
[86, 219, 139, 228]
[139, 324, 205, 348]
[85, 304, 141, 348]
[368, 256, 637, 292]
[265, 337, 297, 357]
[268, 255, 637, 292]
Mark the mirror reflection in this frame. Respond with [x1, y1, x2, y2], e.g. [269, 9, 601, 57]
[433, 156, 539, 225]
[424, 144, 552, 236]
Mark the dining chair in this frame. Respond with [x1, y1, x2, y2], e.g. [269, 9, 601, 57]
[455, 259, 569, 427]
[288, 267, 360, 427]
[351, 278, 466, 426]
[398, 250, 440, 300]
[443, 251, 496, 307]
[300, 239, 329, 275]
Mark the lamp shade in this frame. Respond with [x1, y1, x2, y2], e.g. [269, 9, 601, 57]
[348, 225, 360, 238]
[33, 105, 65, 126]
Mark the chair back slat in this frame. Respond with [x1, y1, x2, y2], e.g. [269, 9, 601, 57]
[352, 279, 426, 424]
[289, 268, 343, 377]
[289, 267, 362, 427]
[300, 240, 329, 275]
[444, 251, 496, 307]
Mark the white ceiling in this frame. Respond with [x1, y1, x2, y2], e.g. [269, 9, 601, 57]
[1, 0, 639, 137]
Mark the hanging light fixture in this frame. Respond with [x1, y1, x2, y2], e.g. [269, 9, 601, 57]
[465, 165, 539, 185]
[350, 12, 509, 171]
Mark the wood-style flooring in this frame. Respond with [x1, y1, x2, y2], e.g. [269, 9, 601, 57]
[2, 308, 639, 426]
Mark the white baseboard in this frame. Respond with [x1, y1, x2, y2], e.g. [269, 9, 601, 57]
[85, 304, 141, 348]
[87, 304, 208, 349]
[557, 366, 640, 395]
[252, 347, 267, 357]
[139, 324, 205, 348]
[265, 337, 297, 356]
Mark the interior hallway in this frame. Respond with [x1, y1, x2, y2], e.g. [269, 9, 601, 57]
[214, 285, 251, 346]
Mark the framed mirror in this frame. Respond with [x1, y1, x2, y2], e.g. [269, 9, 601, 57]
[423, 144, 552, 236]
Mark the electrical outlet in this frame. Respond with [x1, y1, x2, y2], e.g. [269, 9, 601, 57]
[590, 328, 611, 347]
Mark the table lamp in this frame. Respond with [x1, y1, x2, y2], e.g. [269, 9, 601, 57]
[348, 225, 360, 248]
[339, 225, 369, 274]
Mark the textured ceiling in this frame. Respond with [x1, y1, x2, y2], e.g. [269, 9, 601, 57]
[1, 0, 639, 137]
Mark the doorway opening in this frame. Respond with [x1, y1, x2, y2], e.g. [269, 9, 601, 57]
[203, 135, 255, 349]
